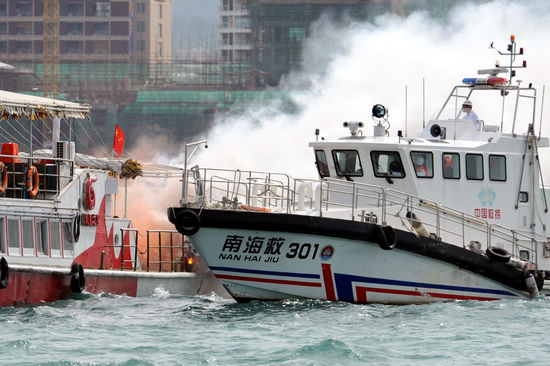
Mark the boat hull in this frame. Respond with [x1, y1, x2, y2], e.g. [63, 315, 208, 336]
[0, 264, 230, 306]
[169, 208, 537, 304]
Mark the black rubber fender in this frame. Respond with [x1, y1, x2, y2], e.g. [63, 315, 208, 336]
[175, 210, 201, 236]
[0, 257, 9, 289]
[70, 262, 85, 293]
[376, 225, 396, 250]
[485, 246, 511, 263]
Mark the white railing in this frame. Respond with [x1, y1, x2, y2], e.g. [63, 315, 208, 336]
[184, 168, 547, 268]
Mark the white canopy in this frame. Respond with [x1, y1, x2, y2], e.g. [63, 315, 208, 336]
[0, 90, 91, 120]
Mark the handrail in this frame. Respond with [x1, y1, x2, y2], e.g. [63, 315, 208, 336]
[183, 168, 548, 268]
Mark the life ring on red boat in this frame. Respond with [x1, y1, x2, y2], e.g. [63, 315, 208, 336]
[485, 246, 511, 263]
[175, 210, 201, 236]
[70, 262, 85, 293]
[85, 175, 97, 210]
[25, 165, 39, 199]
[0, 257, 9, 289]
[0, 162, 7, 195]
[73, 214, 81, 243]
[375, 225, 396, 250]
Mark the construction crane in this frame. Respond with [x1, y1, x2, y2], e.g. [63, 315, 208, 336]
[43, 0, 59, 98]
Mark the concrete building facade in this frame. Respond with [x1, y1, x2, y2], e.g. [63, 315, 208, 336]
[0, 0, 171, 64]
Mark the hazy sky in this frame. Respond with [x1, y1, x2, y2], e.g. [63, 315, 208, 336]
[172, 0, 218, 21]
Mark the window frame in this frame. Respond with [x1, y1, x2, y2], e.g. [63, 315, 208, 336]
[370, 150, 406, 179]
[314, 150, 330, 178]
[442, 152, 461, 180]
[21, 217, 34, 256]
[466, 153, 484, 181]
[410, 151, 434, 178]
[332, 149, 364, 177]
[0, 216, 5, 254]
[489, 154, 506, 182]
[7, 217, 21, 255]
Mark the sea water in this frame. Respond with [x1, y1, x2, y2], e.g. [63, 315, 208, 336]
[1, 291, 549, 366]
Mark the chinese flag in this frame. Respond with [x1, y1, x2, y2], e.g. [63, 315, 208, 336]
[113, 123, 125, 158]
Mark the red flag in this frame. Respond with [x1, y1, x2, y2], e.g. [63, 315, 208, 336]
[113, 123, 125, 158]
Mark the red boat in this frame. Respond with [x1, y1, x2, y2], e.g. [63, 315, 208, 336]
[0, 90, 228, 306]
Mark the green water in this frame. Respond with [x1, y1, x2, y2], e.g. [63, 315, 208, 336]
[1, 289, 549, 365]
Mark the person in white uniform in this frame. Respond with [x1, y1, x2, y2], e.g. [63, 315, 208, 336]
[462, 100, 479, 129]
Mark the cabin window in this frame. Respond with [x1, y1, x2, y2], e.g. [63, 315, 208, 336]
[7, 217, 20, 254]
[63, 220, 74, 254]
[371, 151, 405, 178]
[442, 153, 460, 179]
[37, 219, 49, 255]
[410, 151, 433, 178]
[314, 150, 330, 178]
[50, 220, 61, 256]
[466, 154, 483, 180]
[332, 150, 363, 177]
[519, 191, 528, 203]
[0, 217, 5, 253]
[489, 155, 506, 181]
[519, 250, 529, 261]
[22, 218, 34, 254]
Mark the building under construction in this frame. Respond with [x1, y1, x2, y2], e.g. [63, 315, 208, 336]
[0, 0, 427, 153]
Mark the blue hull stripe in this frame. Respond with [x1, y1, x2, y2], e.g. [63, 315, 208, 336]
[334, 273, 518, 301]
[210, 266, 321, 279]
[211, 266, 518, 299]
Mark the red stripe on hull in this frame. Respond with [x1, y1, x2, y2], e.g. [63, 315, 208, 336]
[321, 263, 336, 301]
[355, 286, 499, 303]
[0, 271, 71, 306]
[216, 274, 322, 287]
[84, 275, 138, 297]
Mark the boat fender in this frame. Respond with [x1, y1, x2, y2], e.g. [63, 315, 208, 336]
[25, 165, 39, 199]
[506, 257, 526, 270]
[525, 272, 539, 298]
[485, 246, 511, 263]
[405, 211, 429, 238]
[375, 225, 396, 250]
[73, 214, 81, 243]
[0, 162, 7, 195]
[175, 210, 201, 236]
[70, 262, 85, 293]
[0, 257, 9, 289]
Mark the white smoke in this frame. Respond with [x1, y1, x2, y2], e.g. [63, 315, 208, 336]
[180, 0, 550, 179]
[124, 0, 550, 230]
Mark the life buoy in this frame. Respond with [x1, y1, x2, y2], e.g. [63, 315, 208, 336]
[375, 225, 396, 250]
[485, 246, 511, 263]
[73, 214, 80, 243]
[0, 257, 9, 289]
[25, 165, 39, 198]
[0, 162, 7, 195]
[85, 175, 97, 210]
[70, 262, 85, 293]
[175, 210, 201, 236]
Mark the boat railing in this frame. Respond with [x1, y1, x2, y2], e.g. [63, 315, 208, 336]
[320, 178, 543, 267]
[183, 168, 544, 267]
[186, 167, 301, 212]
[145, 229, 193, 272]
[120, 228, 139, 271]
[0, 153, 74, 199]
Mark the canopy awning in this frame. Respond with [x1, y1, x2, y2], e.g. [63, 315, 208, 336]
[0, 90, 91, 120]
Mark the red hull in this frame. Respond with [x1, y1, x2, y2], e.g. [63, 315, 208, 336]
[85, 275, 138, 297]
[0, 270, 72, 306]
